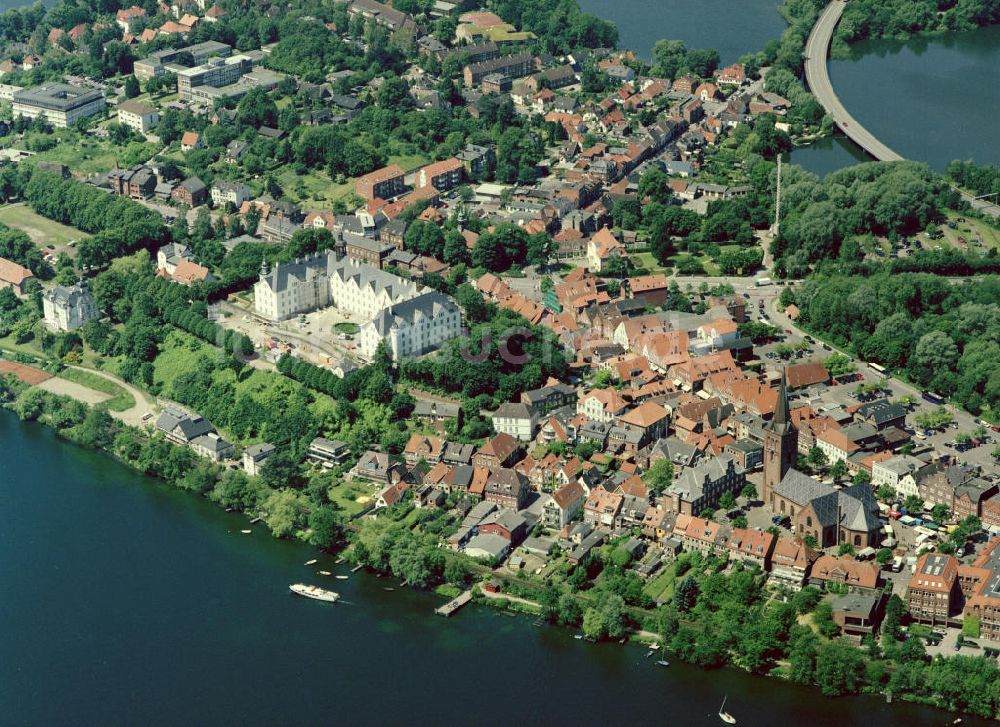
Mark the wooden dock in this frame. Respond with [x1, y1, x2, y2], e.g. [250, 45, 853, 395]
[435, 590, 472, 617]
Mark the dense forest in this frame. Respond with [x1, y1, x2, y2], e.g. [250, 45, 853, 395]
[769, 161, 958, 277]
[793, 273, 1000, 414]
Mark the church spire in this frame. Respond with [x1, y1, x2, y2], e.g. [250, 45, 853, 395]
[774, 367, 789, 426]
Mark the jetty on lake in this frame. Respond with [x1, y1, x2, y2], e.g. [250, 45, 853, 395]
[435, 590, 472, 617]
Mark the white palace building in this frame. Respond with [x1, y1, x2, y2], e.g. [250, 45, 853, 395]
[254, 252, 462, 360]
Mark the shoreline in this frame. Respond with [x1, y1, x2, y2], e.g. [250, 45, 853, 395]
[0, 399, 993, 722]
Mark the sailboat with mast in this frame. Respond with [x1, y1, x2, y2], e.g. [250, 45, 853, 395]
[718, 695, 736, 724]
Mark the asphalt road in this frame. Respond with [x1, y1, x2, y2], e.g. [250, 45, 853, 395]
[804, 1, 1000, 218]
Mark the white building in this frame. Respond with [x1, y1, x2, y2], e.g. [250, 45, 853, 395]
[156, 242, 193, 275]
[491, 402, 538, 441]
[210, 180, 250, 208]
[255, 252, 460, 361]
[254, 252, 421, 322]
[116, 99, 159, 132]
[42, 281, 99, 331]
[358, 290, 462, 361]
[242, 443, 275, 476]
[872, 455, 924, 498]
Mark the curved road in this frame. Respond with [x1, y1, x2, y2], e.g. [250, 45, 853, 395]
[804, 1, 999, 217]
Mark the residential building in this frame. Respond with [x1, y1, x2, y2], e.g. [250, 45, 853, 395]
[242, 443, 275, 476]
[961, 539, 1000, 641]
[917, 463, 997, 518]
[484, 468, 529, 510]
[725, 439, 763, 471]
[355, 164, 405, 201]
[855, 399, 907, 431]
[769, 537, 817, 591]
[584, 488, 623, 529]
[463, 51, 534, 86]
[726, 528, 776, 570]
[415, 400, 461, 429]
[12, 83, 104, 128]
[403, 434, 445, 467]
[907, 552, 959, 624]
[171, 176, 208, 207]
[42, 281, 99, 331]
[351, 450, 401, 484]
[116, 99, 158, 132]
[418, 158, 464, 191]
[479, 508, 528, 546]
[211, 180, 250, 208]
[491, 402, 538, 442]
[156, 242, 193, 276]
[577, 388, 629, 423]
[155, 406, 214, 445]
[190, 432, 233, 461]
[542, 480, 585, 528]
[473, 433, 520, 469]
[616, 402, 669, 448]
[0, 257, 34, 296]
[871, 455, 924, 495]
[809, 555, 881, 594]
[347, 0, 417, 33]
[457, 143, 495, 177]
[180, 131, 201, 151]
[664, 454, 745, 516]
[306, 437, 350, 468]
[109, 165, 156, 200]
[831, 594, 883, 639]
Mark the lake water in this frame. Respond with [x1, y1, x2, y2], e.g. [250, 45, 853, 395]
[792, 25, 1000, 175]
[575, 0, 787, 64]
[1, 410, 991, 726]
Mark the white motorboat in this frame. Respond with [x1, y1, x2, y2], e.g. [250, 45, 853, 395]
[289, 583, 340, 603]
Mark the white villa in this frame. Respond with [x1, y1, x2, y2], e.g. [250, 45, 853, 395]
[42, 281, 99, 331]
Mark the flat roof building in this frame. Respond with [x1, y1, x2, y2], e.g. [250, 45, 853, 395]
[13, 83, 104, 128]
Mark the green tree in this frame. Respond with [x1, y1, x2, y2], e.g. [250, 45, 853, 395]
[673, 575, 699, 613]
[740, 483, 758, 501]
[814, 641, 866, 696]
[308, 505, 344, 549]
[643, 459, 674, 494]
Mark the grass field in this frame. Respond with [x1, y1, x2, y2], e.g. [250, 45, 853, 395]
[643, 563, 678, 604]
[58, 368, 135, 412]
[0, 205, 85, 248]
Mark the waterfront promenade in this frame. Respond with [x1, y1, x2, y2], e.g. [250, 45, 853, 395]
[804, 1, 999, 217]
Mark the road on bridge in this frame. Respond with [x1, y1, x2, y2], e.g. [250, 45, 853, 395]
[803, 0, 999, 218]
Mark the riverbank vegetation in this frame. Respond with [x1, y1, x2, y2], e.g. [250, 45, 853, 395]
[835, 0, 1000, 45]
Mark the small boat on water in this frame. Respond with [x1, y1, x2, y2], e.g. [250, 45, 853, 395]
[240, 529, 252, 534]
[719, 695, 736, 724]
[656, 660, 670, 667]
[383, 587, 395, 592]
[318, 570, 332, 576]
[335, 575, 349, 580]
[289, 583, 339, 603]
[249, 517, 262, 524]
[573, 634, 584, 640]
[304, 559, 317, 566]
[646, 650, 655, 659]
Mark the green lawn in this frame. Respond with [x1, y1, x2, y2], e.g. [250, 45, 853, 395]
[151, 329, 217, 389]
[0, 205, 86, 247]
[58, 368, 135, 412]
[643, 563, 677, 604]
[326, 481, 373, 517]
[333, 322, 360, 335]
[24, 132, 158, 175]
